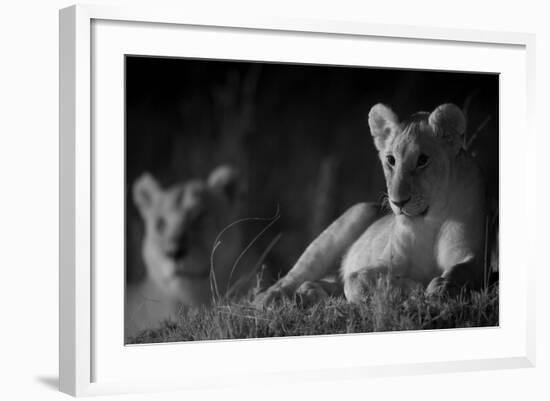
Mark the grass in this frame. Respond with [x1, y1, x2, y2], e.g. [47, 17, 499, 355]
[129, 282, 499, 344]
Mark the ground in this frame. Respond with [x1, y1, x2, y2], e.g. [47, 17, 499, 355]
[129, 282, 499, 344]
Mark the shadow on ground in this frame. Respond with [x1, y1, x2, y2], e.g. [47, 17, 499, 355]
[35, 376, 58, 391]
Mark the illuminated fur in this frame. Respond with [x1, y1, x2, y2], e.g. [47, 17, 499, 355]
[256, 103, 486, 305]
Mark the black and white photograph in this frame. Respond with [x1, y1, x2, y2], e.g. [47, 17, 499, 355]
[124, 56, 499, 344]
[3, 0, 549, 398]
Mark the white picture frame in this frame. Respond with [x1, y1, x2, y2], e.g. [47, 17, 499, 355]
[59, 4, 536, 397]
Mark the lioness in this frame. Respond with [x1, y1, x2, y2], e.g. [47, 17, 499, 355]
[256, 103, 486, 305]
[126, 165, 248, 338]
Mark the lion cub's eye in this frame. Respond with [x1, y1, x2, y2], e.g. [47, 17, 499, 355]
[416, 153, 430, 168]
[386, 155, 396, 167]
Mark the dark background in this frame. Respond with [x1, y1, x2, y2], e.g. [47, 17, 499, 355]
[126, 56, 499, 284]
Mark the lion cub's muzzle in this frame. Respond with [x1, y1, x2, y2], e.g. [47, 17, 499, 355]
[391, 196, 429, 217]
[390, 196, 411, 209]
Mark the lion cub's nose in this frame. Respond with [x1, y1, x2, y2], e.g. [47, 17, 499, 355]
[391, 196, 411, 208]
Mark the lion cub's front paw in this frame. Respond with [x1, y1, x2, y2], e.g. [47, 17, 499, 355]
[254, 281, 295, 307]
[425, 276, 447, 297]
[296, 281, 329, 307]
[425, 276, 461, 297]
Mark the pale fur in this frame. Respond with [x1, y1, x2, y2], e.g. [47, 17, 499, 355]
[126, 165, 248, 339]
[256, 103, 485, 305]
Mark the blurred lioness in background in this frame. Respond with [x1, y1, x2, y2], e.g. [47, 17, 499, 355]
[126, 165, 252, 338]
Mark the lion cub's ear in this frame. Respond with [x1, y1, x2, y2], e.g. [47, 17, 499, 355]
[428, 103, 466, 153]
[368, 103, 400, 152]
[207, 165, 244, 205]
[133, 173, 161, 217]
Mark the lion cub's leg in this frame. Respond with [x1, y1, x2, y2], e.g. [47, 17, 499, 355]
[296, 277, 344, 307]
[255, 203, 380, 306]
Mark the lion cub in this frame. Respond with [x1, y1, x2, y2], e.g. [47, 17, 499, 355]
[257, 103, 486, 305]
[126, 165, 248, 338]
